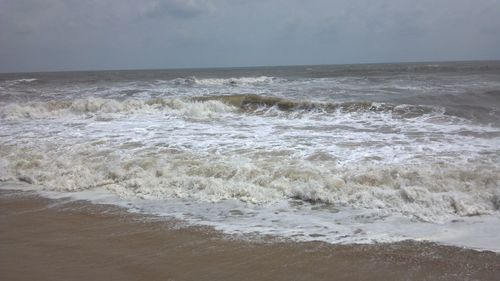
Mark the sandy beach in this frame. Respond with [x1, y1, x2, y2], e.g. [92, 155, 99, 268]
[1, 189, 499, 281]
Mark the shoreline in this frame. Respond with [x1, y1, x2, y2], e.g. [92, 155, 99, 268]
[1, 189, 499, 281]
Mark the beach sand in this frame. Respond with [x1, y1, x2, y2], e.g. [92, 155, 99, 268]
[1, 189, 499, 281]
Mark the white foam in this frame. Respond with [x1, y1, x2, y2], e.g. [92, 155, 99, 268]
[191, 76, 280, 86]
[1, 134, 498, 223]
[4, 78, 38, 84]
[1, 71, 500, 252]
[2, 181, 499, 252]
[0, 98, 236, 120]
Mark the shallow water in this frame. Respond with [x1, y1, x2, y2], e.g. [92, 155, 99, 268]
[2, 190, 499, 281]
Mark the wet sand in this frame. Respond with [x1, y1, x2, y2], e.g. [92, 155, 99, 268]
[1, 189, 499, 281]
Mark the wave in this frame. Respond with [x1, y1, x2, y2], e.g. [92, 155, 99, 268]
[0, 145, 498, 223]
[0, 95, 445, 121]
[194, 94, 441, 117]
[1, 78, 38, 86]
[161, 76, 283, 86]
[0, 97, 236, 120]
[7, 78, 38, 83]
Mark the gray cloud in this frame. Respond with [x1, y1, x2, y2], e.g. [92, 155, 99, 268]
[144, 0, 214, 19]
[278, 17, 303, 40]
[1, 0, 499, 72]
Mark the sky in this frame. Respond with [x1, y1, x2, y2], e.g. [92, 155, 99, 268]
[1, 0, 500, 73]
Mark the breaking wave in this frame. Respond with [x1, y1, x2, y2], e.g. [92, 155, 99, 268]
[195, 94, 442, 117]
[0, 97, 235, 120]
[161, 76, 283, 86]
[0, 94, 445, 120]
[0, 78, 38, 88]
[0, 145, 498, 223]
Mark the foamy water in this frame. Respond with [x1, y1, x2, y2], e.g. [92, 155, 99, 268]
[1, 62, 499, 251]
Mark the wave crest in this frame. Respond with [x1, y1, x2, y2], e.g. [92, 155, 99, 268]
[0, 94, 455, 121]
[161, 76, 282, 86]
[195, 94, 440, 117]
[0, 97, 236, 120]
[1, 146, 498, 222]
[0, 78, 39, 88]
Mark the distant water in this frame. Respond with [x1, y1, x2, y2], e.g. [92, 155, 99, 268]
[1, 61, 499, 251]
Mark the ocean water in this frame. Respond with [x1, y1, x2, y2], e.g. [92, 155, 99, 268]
[1, 61, 499, 251]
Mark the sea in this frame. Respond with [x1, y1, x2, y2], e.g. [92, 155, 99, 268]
[1, 61, 499, 251]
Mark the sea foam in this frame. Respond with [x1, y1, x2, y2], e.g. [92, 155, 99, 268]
[1, 63, 500, 251]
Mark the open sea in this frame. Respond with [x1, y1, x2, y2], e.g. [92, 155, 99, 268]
[1, 61, 499, 251]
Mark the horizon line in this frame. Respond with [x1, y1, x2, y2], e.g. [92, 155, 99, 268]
[1, 58, 499, 75]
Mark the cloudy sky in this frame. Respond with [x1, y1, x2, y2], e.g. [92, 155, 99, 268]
[1, 0, 500, 72]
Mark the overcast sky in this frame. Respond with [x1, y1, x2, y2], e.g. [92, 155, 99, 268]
[1, 0, 500, 72]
